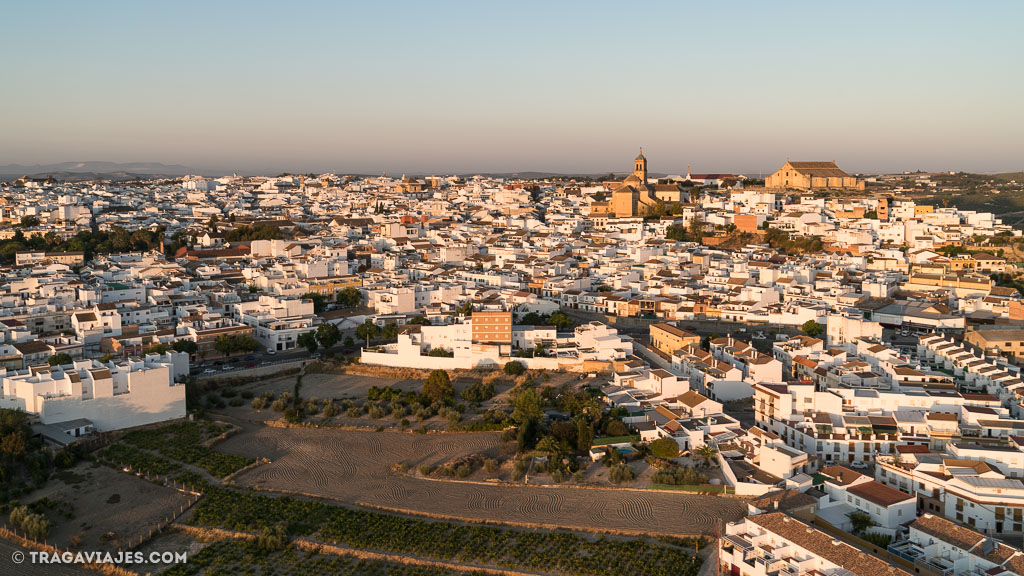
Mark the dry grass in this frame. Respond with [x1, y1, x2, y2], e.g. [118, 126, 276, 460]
[20, 462, 192, 553]
[215, 426, 746, 536]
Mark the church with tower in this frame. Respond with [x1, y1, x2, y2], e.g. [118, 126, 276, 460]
[592, 150, 684, 218]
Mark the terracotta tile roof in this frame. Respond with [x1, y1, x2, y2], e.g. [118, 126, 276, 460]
[820, 465, 864, 486]
[847, 480, 914, 507]
[749, 513, 912, 576]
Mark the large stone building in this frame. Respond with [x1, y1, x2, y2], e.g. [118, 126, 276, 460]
[593, 150, 684, 218]
[766, 161, 864, 191]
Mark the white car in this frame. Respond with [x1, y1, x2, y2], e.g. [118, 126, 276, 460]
[202, 369, 216, 375]
[850, 461, 869, 470]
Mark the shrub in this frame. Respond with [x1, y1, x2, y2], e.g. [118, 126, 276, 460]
[551, 468, 568, 483]
[484, 458, 499, 474]
[438, 406, 461, 426]
[322, 400, 339, 418]
[305, 398, 321, 415]
[503, 361, 526, 376]
[346, 406, 362, 418]
[367, 406, 386, 419]
[251, 397, 268, 410]
[256, 524, 287, 552]
[9, 505, 49, 540]
[271, 392, 293, 412]
[418, 465, 432, 476]
[462, 380, 495, 403]
[454, 463, 472, 478]
[651, 464, 706, 486]
[604, 419, 629, 436]
[240, 391, 254, 399]
[608, 463, 635, 485]
[649, 437, 680, 459]
[512, 457, 530, 480]
[228, 397, 244, 407]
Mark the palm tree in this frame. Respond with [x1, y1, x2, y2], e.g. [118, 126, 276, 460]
[695, 444, 719, 468]
[535, 436, 559, 455]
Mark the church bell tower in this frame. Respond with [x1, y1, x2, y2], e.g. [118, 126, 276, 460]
[634, 148, 647, 183]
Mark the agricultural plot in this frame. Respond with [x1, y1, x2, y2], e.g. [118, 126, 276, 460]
[97, 420, 253, 479]
[216, 426, 746, 536]
[18, 462, 193, 552]
[247, 373, 423, 403]
[186, 487, 704, 576]
[119, 421, 252, 478]
[162, 539, 488, 576]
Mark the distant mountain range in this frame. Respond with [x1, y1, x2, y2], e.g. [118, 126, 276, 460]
[0, 161, 196, 181]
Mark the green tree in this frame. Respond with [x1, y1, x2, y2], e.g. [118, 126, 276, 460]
[456, 301, 474, 316]
[575, 418, 593, 452]
[689, 216, 705, 242]
[171, 340, 198, 354]
[302, 292, 327, 314]
[19, 215, 40, 228]
[535, 436, 559, 455]
[297, 331, 319, 354]
[649, 436, 681, 459]
[694, 444, 719, 468]
[335, 287, 363, 308]
[355, 321, 379, 347]
[316, 322, 342, 349]
[503, 361, 526, 376]
[47, 353, 73, 366]
[381, 323, 399, 341]
[511, 387, 543, 425]
[234, 334, 260, 351]
[847, 511, 875, 535]
[423, 370, 454, 403]
[214, 335, 235, 355]
[801, 319, 824, 338]
[143, 343, 172, 355]
[547, 311, 574, 331]
[665, 225, 688, 242]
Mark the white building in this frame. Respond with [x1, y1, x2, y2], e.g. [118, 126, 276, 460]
[0, 352, 188, 431]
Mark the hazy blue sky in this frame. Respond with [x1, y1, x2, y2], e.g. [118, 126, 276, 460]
[2, 1, 1022, 175]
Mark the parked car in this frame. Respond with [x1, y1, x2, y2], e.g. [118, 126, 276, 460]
[202, 369, 216, 375]
[244, 354, 256, 361]
[311, 352, 321, 359]
[850, 461, 869, 470]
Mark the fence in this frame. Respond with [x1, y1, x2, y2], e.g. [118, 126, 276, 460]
[0, 524, 138, 576]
